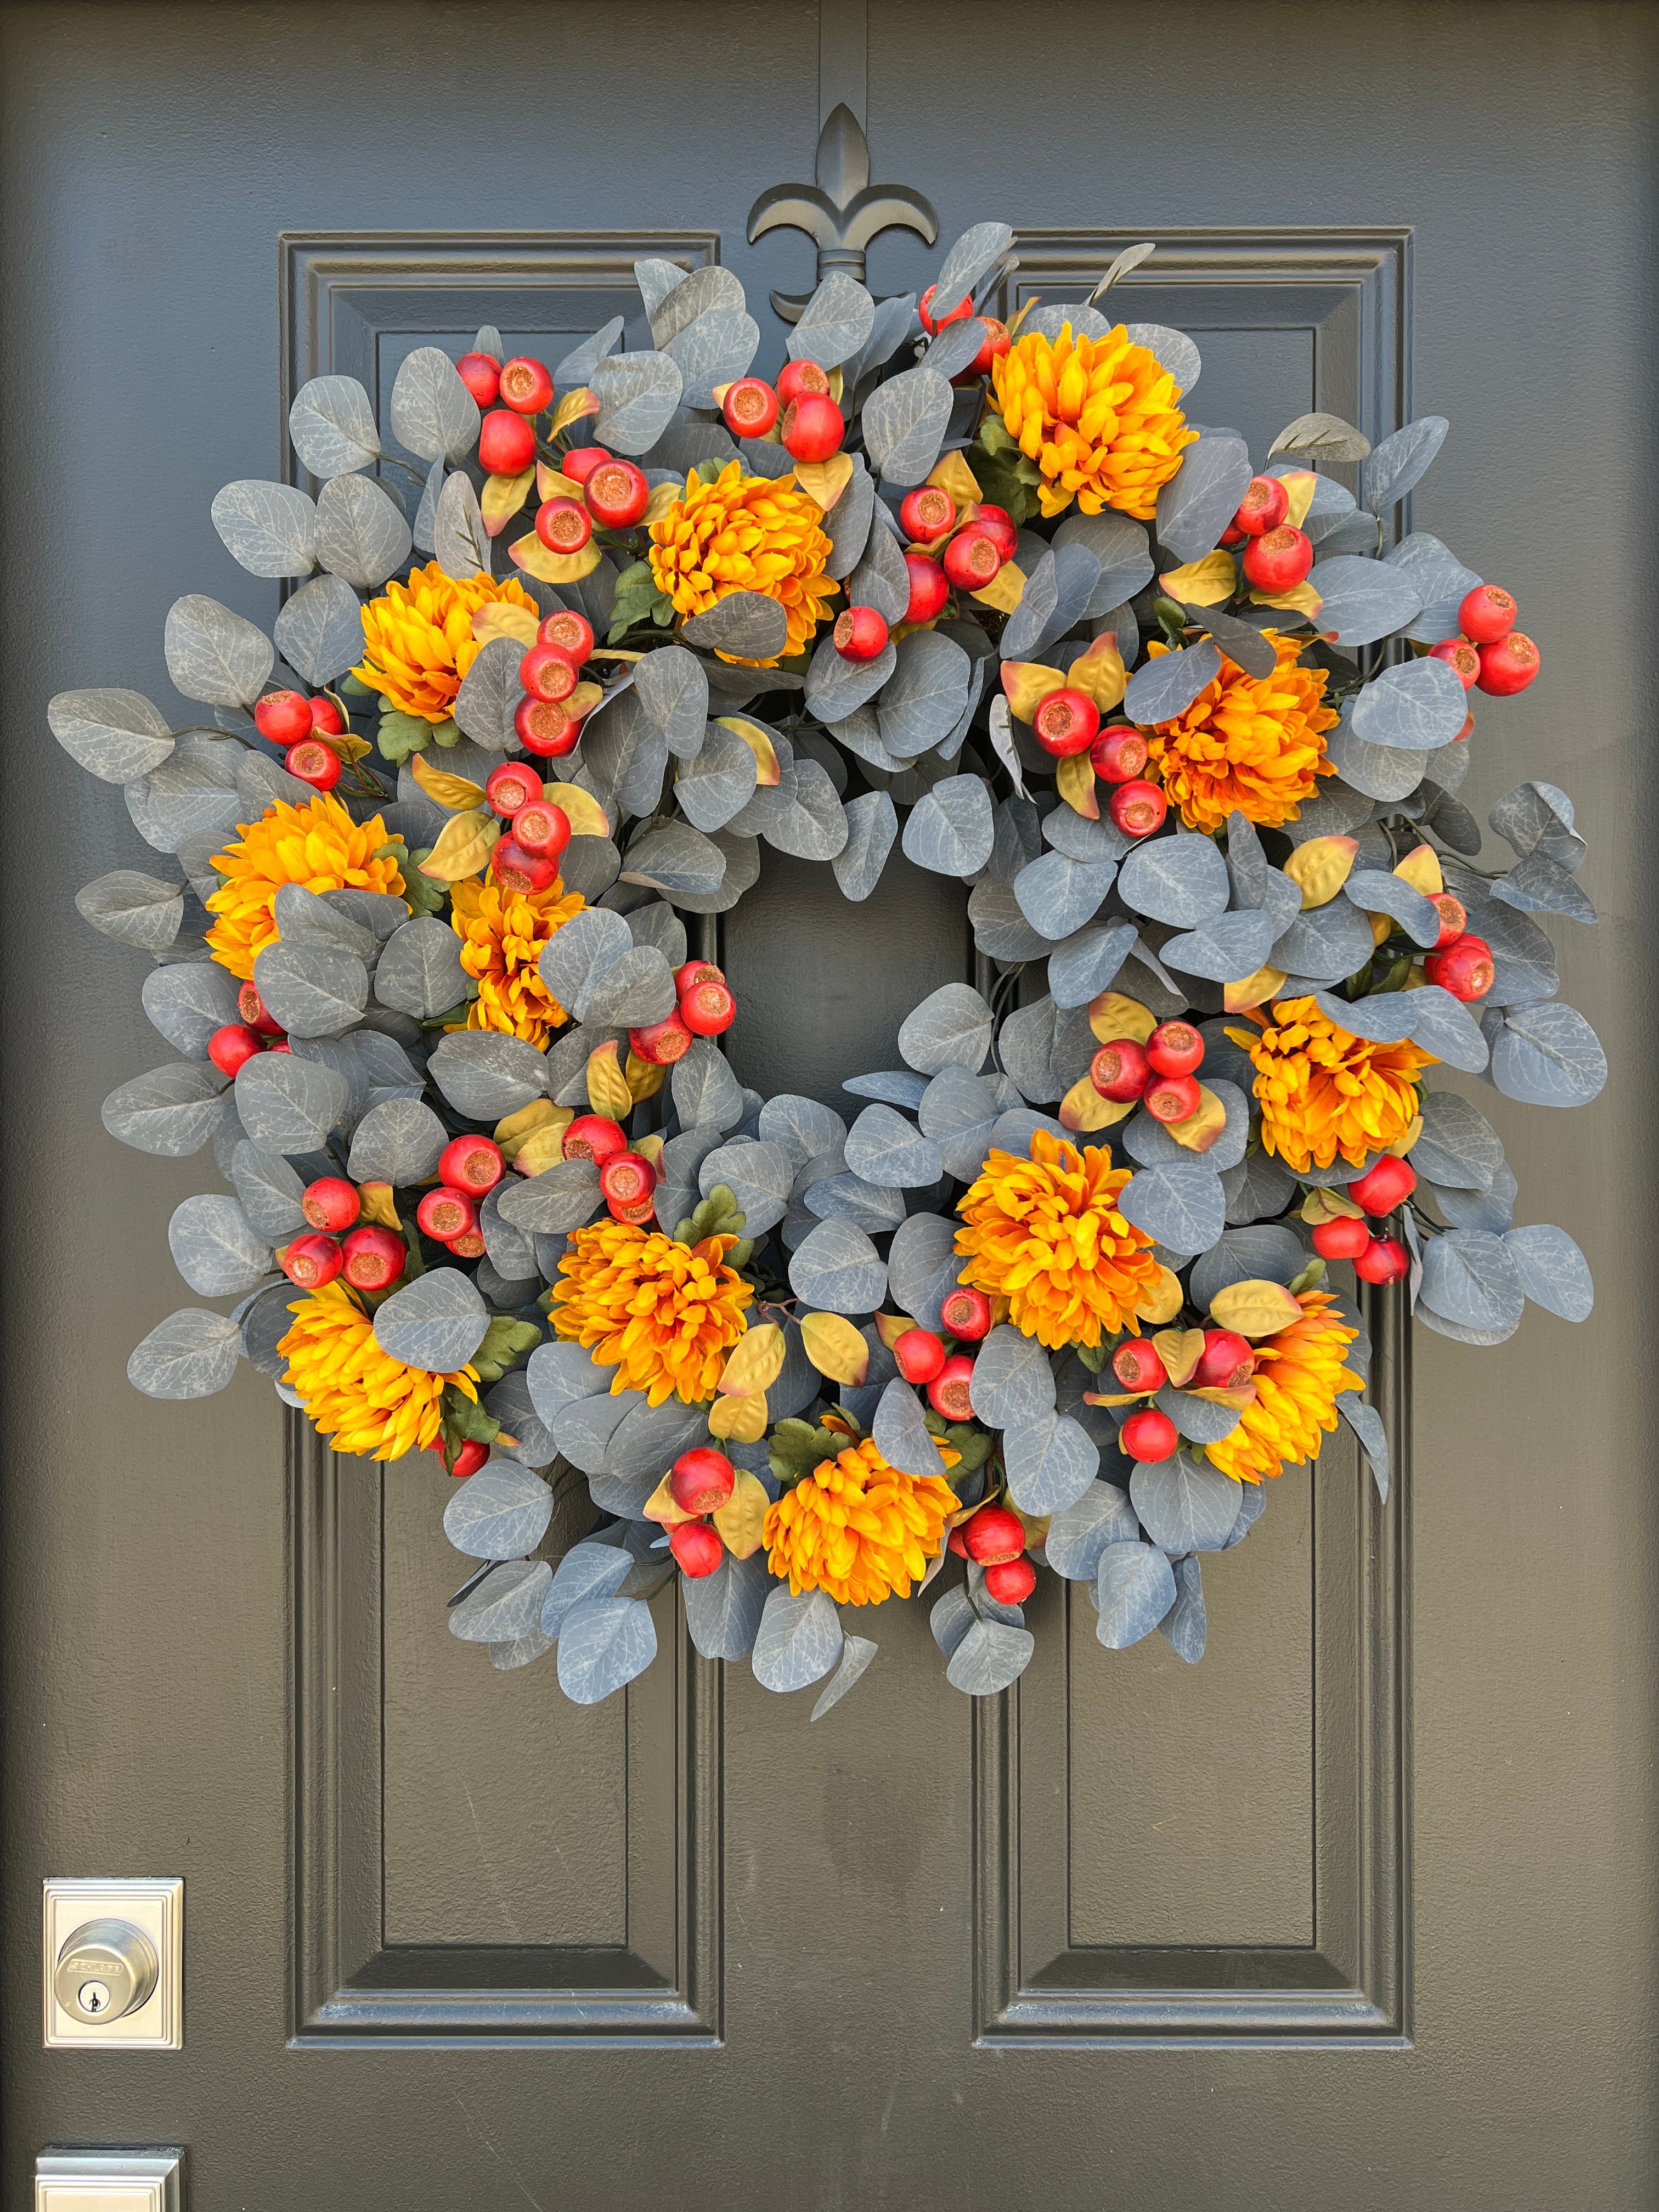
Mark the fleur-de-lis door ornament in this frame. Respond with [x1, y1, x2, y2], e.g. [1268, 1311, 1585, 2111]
[747, 103, 938, 323]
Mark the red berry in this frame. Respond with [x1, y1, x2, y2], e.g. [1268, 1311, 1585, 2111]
[266, 1041, 292, 1054]
[510, 798, 571, 861]
[918, 283, 972, 336]
[673, 960, 725, 997]
[1312, 1214, 1372, 1260]
[207, 1023, 266, 1078]
[775, 359, 831, 405]
[955, 318, 1012, 384]
[1194, 1329, 1254, 1389]
[1428, 637, 1482, 689]
[486, 761, 541, 817]
[600, 1152, 656, 1211]
[902, 554, 949, 624]
[537, 608, 594, 662]
[833, 605, 889, 662]
[286, 738, 342, 791]
[973, 504, 1018, 561]
[478, 409, 536, 475]
[900, 486, 956, 541]
[519, 643, 579, 704]
[781, 393, 844, 463]
[1144, 1072, 1201, 1124]
[1458, 584, 1516, 644]
[1424, 932, 1496, 1000]
[449, 1437, 490, 1479]
[947, 1525, 970, 1557]
[455, 352, 500, 408]
[1109, 780, 1167, 838]
[1121, 1406, 1179, 1463]
[447, 1227, 488, 1259]
[927, 1354, 975, 1421]
[583, 458, 650, 529]
[1350, 1155, 1418, 1215]
[1353, 1235, 1410, 1285]
[669, 1520, 725, 1578]
[498, 356, 554, 415]
[307, 694, 345, 736]
[561, 447, 611, 486]
[237, 981, 284, 1036]
[669, 1447, 736, 1515]
[721, 377, 778, 438]
[282, 1232, 343, 1290]
[490, 837, 557, 897]
[1112, 1338, 1167, 1392]
[1475, 632, 1539, 696]
[302, 1176, 360, 1232]
[942, 528, 1002, 591]
[983, 1555, 1036, 1604]
[1089, 725, 1148, 782]
[680, 979, 735, 1036]
[963, 1504, 1024, 1564]
[1455, 710, 1475, 740]
[513, 695, 584, 757]
[1147, 1019, 1204, 1078]
[562, 1115, 627, 1167]
[1032, 686, 1101, 758]
[1220, 521, 1247, 547]
[438, 1135, 504, 1197]
[1242, 524, 1314, 592]
[417, 1187, 477, 1242]
[254, 689, 313, 746]
[939, 1285, 993, 1341]
[1233, 475, 1290, 537]
[1430, 892, 1468, 947]
[893, 1327, 947, 1384]
[628, 1011, 693, 1065]
[1090, 1038, 1150, 1102]
[535, 496, 591, 555]
[607, 1187, 657, 1225]
[340, 1224, 406, 1292]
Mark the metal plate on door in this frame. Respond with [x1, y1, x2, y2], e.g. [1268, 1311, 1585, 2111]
[42, 1881, 182, 2050]
[36, 2147, 183, 2211]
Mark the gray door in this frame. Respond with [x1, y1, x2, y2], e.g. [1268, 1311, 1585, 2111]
[3, 4, 1652, 2205]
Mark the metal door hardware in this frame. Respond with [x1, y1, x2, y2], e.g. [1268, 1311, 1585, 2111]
[36, 2148, 183, 2211]
[42, 1880, 182, 2050]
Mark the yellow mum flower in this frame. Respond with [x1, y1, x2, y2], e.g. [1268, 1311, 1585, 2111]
[278, 1282, 478, 1462]
[990, 322, 1196, 521]
[954, 1128, 1164, 1350]
[1234, 997, 1437, 1173]
[550, 1221, 753, 1408]
[354, 560, 539, 724]
[206, 792, 405, 980]
[647, 462, 837, 663]
[1203, 1290, 1363, 1485]
[763, 1436, 960, 1606]
[1143, 631, 1340, 833]
[448, 872, 587, 1046]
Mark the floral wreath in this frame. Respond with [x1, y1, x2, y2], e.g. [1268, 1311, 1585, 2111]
[59, 221, 1602, 1713]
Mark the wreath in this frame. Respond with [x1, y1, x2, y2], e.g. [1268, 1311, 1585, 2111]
[57, 218, 1604, 1713]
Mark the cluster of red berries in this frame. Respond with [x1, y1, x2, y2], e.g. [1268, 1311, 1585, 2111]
[252, 687, 349, 792]
[662, 1447, 737, 1577]
[720, 357, 849, 466]
[513, 606, 598, 760]
[1111, 1327, 1259, 1465]
[917, 284, 1012, 378]
[1089, 1018, 1206, 1125]
[888, 1285, 994, 1425]
[207, 980, 292, 1077]
[1423, 899, 1495, 1002]
[1309, 1154, 1415, 1284]
[279, 1132, 509, 1298]
[1023, 683, 1168, 838]
[622, 956, 738, 1070]
[1220, 473, 1316, 594]
[1428, 583, 1541, 698]
[945, 1504, 1035, 1605]
[893, 483, 1018, 628]
[556, 1111, 661, 1224]
[481, 758, 573, 896]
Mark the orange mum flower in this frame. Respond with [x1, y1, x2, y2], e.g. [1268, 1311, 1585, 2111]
[1143, 630, 1340, 833]
[354, 560, 538, 724]
[1203, 1290, 1363, 1485]
[448, 872, 587, 1046]
[1232, 997, 1436, 1173]
[206, 792, 405, 980]
[549, 1220, 753, 1407]
[647, 462, 837, 663]
[989, 321, 1196, 520]
[763, 1436, 960, 1606]
[953, 1128, 1164, 1350]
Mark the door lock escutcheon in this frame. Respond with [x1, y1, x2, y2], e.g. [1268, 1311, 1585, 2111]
[42, 1878, 183, 2049]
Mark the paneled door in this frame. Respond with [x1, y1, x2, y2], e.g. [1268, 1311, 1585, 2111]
[3, 3, 1652, 2206]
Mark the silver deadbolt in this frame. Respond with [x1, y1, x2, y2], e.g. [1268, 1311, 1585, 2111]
[53, 1918, 159, 2025]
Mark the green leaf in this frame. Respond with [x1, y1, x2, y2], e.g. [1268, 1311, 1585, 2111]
[945, 1423, 994, 1471]
[400, 853, 449, 919]
[1287, 1259, 1327, 1296]
[1075, 1336, 1110, 1374]
[441, 1384, 500, 1448]
[471, 1313, 543, 1385]
[695, 458, 726, 484]
[769, 1417, 845, 1488]
[978, 419, 1018, 458]
[377, 710, 431, 763]
[428, 716, 461, 749]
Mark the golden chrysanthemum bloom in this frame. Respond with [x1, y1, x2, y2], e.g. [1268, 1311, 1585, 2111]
[1142, 631, 1341, 833]
[550, 1221, 753, 1408]
[954, 1128, 1164, 1350]
[354, 560, 539, 724]
[278, 1283, 479, 1462]
[990, 321, 1196, 520]
[763, 1436, 960, 1606]
[206, 792, 405, 980]
[448, 872, 587, 1046]
[647, 462, 838, 663]
[1203, 1290, 1363, 1485]
[1233, 997, 1437, 1173]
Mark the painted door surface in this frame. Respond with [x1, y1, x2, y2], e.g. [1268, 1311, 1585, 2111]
[3, 4, 1654, 2207]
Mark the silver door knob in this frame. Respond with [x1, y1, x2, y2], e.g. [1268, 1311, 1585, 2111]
[52, 1918, 159, 2024]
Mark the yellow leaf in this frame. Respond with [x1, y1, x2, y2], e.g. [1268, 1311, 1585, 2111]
[481, 467, 535, 537]
[1064, 633, 1127, 710]
[1393, 843, 1443, 896]
[510, 533, 603, 585]
[793, 452, 854, 510]
[1158, 551, 1238, 606]
[536, 462, 585, 501]
[1249, 579, 1323, 617]
[1164, 1083, 1228, 1154]
[1087, 990, 1156, 1045]
[1209, 1279, 1305, 1338]
[635, 1133, 665, 1171]
[1223, 964, 1287, 1013]
[927, 450, 984, 508]
[625, 1051, 667, 1103]
[712, 1465, 770, 1553]
[472, 602, 539, 649]
[538, 781, 611, 839]
[1153, 1328, 1206, 1389]
[548, 386, 600, 437]
[719, 1323, 785, 1397]
[1000, 660, 1068, 723]
[308, 729, 373, 764]
[1190, 1382, 1259, 1410]
[591, 647, 647, 662]
[410, 752, 487, 812]
[513, 1122, 574, 1177]
[1007, 296, 1037, 338]
[716, 715, 781, 786]
[799, 1311, 870, 1387]
[420, 808, 500, 882]
[1057, 752, 1099, 819]
[1386, 1112, 1424, 1158]
[827, 366, 844, 406]
[643, 479, 682, 526]
[971, 557, 1025, 614]
[874, 1312, 918, 1351]
[1283, 835, 1358, 909]
[1059, 1073, 1133, 1132]
[495, 1097, 565, 1163]
[1083, 1389, 1144, 1408]
[1368, 911, 1392, 946]
[585, 1040, 633, 1121]
[566, 680, 604, 720]
[1301, 1186, 1363, 1224]
[642, 1471, 695, 1527]
[1132, 1266, 1184, 1324]
[1276, 470, 1319, 531]
[707, 1392, 769, 1449]
[357, 1181, 400, 1229]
